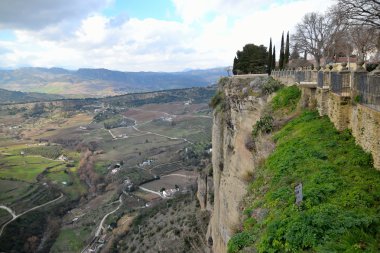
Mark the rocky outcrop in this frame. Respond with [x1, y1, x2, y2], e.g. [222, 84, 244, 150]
[209, 75, 269, 253]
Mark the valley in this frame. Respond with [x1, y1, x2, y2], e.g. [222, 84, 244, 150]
[0, 86, 215, 253]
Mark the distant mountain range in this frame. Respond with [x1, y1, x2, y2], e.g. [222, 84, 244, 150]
[0, 88, 64, 104]
[0, 67, 227, 97]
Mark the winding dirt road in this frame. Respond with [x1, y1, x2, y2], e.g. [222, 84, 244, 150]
[0, 193, 64, 237]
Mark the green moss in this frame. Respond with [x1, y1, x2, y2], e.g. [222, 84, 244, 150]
[232, 111, 380, 252]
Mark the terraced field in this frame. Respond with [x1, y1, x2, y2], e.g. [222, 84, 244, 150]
[0, 86, 214, 252]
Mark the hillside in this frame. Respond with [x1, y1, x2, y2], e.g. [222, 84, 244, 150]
[0, 86, 214, 253]
[0, 67, 226, 97]
[0, 88, 64, 104]
[209, 75, 380, 253]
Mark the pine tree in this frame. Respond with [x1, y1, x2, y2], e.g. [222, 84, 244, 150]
[285, 31, 290, 67]
[267, 38, 272, 75]
[272, 46, 276, 70]
[279, 32, 285, 69]
[232, 44, 268, 74]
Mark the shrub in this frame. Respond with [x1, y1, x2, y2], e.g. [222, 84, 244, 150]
[271, 85, 301, 112]
[252, 115, 274, 138]
[261, 77, 283, 95]
[227, 231, 255, 253]
[209, 90, 226, 112]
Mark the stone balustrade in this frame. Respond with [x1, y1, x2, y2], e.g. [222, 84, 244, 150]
[271, 63, 380, 169]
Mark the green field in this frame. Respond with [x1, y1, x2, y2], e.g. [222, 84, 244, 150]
[50, 227, 92, 253]
[0, 155, 63, 182]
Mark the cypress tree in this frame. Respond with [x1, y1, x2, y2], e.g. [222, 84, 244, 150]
[272, 46, 276, 70]
[285, 31, 290, 67]
[267, 38, 272, 75]
[279, 32, 285, 69]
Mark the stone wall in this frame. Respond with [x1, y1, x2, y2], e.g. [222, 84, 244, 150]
[272, 67, 380, 169]
[327, 93, 351, 131]
[350, 104, 380, 168]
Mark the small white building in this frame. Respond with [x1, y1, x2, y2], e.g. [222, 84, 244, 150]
[58, 155, 68, 162]
[162, 188, 180, 198]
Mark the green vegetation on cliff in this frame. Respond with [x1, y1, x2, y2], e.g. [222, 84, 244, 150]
[229, 87, 380, 252]
[271, 85, 301, 112]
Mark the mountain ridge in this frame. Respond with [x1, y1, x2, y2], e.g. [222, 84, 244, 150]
[0, 67, 227, 97]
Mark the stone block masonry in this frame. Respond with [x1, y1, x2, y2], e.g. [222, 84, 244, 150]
[272, 64, 380, 169]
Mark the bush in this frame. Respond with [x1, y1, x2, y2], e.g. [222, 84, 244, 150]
[271, 85, 301, 112]
[261, 77, 283, 95]
[252, 115, 274, 138]
[227, 231, 255, 253]
[209, 90, 226, 112]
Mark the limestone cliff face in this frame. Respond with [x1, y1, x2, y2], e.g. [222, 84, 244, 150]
[209, 76, 268, 253]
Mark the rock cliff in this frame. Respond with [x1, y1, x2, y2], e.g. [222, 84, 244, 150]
[209, 75, 270, 253]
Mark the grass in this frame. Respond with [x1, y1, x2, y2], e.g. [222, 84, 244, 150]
[24, 145, 63, 159]
[0, 155, 63, 182]
[228, 111, 380, 252]
[50, 227, 91, 253]
[271, 85, 301, 112]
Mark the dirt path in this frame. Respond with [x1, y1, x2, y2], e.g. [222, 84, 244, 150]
[0, 193, 64, 237]
[81, 193, 126, 253]
[161, 174, 197, 179]
[0, 206, 16, 219]
[132, 126, 194, 145]
[95, 195, 123, 237]
[138, 186, 162, 197]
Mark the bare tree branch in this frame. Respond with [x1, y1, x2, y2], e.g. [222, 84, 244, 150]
[337, 0, 380, 28]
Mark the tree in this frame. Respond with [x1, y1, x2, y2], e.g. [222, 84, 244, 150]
[272, 46, 276, 70]
[232, 43, 268, 75]
[348, 25, 378, 61]
[290, 43, 300, 60]
[279, 32, 285, 69]
[285, 32, 290, 67]
[267, 38, 273, 75]
[337, 0, 380, 29]
[292, 12, 341, 67]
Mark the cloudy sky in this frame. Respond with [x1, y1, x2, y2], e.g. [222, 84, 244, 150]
[0, 0, 334, 71]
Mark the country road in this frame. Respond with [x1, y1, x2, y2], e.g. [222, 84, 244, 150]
[132, 126, 194, 145]
[95, 195, 123, 237]
[81, 193, 125, 253]
[0, 193, 64, 237]
[0, 206, 16, 219]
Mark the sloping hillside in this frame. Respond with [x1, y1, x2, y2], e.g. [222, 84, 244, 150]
[0, 67, 226, 97]
[224, 85, 380, 252]
[0, 88, 63, 104]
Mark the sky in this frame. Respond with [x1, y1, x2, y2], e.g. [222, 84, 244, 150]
[0, 0, 335, 72]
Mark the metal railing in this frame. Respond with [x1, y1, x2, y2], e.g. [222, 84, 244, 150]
[271, 68, 380, 112]
[357, 75, 380, 111]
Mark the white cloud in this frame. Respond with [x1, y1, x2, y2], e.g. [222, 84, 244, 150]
[0, 0, 336, 71]
[0, 0, 111, 30]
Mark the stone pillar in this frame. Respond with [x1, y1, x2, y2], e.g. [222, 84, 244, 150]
[323, 64, 332, 89]
[317, 87, 329, 116]
[311, 69, 318, 83]
[339, 63, 350, 97]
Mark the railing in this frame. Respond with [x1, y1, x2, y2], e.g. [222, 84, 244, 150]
[357, 75, 380, 111]
[271, 64, 380, 111]
[330, 72, 351, 96]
